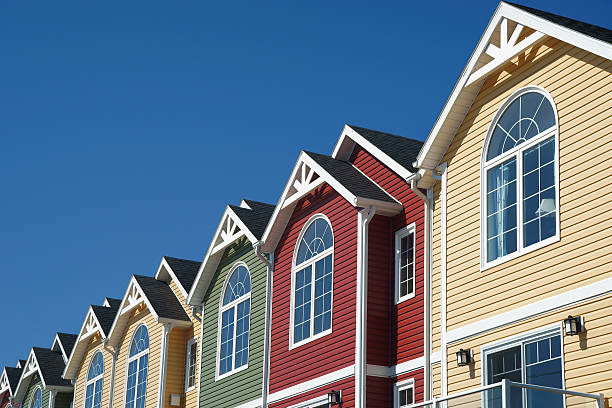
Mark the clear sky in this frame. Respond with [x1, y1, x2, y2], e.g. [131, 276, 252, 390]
[0, 0, 609, 369]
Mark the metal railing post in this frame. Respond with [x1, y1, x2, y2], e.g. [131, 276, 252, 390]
[432, 396, 439, 408]
[596, 394, 604, 408]
[501, 379, 511, 408]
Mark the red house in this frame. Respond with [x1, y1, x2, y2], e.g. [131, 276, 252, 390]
[261, 125, 426, 408]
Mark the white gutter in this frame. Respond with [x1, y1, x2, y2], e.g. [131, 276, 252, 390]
[254, 241, 273, 408]
[355, 206, 376, 408]
[48, 389, 57, 408]
[157, 323, 173, 408]
[410, 178, 432, 400]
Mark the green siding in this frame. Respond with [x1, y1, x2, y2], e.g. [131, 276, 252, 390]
[54, 392, 73, 408]
[199, 237, 268, 408]
[22, 374, 48, 408]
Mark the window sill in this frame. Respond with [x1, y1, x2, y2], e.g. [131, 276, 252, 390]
[395, 292, 416, 305]
[481, 234, 560, 271]
[288, 328, 333, 350]
[215, 363, 249, 382]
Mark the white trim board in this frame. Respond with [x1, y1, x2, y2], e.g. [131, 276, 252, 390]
[365, 352, 442, 378]
[233, 397, 263, 408]
[267, 365, 354, 403]
[446, 277, 612, 344]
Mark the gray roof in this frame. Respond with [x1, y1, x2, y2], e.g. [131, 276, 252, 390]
[31, 347, 72, 388]
[133, 275, 191, 322]
[55, 333, 77, 358]
[229, 200, 275, 240]
[18, 360, 26, 369]
[4, 366, 23, 393]
[162, 257, 201, 293]
[348, 125, 424, 173]
[507, 2, 612, 44]
[91, 299, 121, 337]
[304, 151, 397, 203]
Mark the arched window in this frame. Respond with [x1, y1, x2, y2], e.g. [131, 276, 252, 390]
[482, 87, 559, 266]
[125, 325, 149, 408]
[85, 351, 104, 408]
[28, 387, 42, 408]
[217, 264, 251, 378]
[291, 215, 334, 346]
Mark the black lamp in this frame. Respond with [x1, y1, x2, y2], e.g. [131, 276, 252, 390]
[564, 315, 583, 335]
[456, 348, 472, 366]
[328, 390, 341, 405]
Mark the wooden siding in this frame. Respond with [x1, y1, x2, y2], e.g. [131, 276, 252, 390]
[367, 376, 392, 407]
[395, 368, 425, 405]
[446, 294, 612, 406]
[268, 376, 355, 408]
[349, 145, 426, 365]
[269, 185, 358, 393]
[112, 307, 161, 408]
[21, 374, 48, 408]
[198, 237, 267, 408]
[55, 392, 73, 408]
[73, 336, 113, 408]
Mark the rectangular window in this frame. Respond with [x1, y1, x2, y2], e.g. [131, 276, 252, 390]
[395, 225, 416, 303]
[395, 379, 415, 408]
[484, 329, 563, 408]
[486, 157, 517, 262]
[185, 337, 197, 391]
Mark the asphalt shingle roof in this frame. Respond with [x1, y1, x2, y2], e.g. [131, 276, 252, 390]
[91, 299, 121, 337]
[133, 275, 191, 322]
[32, 348, 72, 388]
[348, 125, 424, 173]
[5, 366, 23, 392]
[304, 151, 397, 203]
[229, 200, 275, 240]
[162, 257, 201, 293]
[507, 2, 612, 44]
[56, 333, 77, 358]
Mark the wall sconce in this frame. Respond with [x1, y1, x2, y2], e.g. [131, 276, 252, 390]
[456, 348, 472, 366]
[564, 315, 584, 335]
[328, 390, 342, 405]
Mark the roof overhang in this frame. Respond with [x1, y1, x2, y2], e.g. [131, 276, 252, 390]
[62, 306, 104, 380]
[186, 205, 259, 306]
[332, 124, 417, 181]
[50, 335, 69, 364]
[14, 349, 44, 402]
[154, 257, 188, 299]
[260, 151, 402, 253]
[415, 1, 612, 188]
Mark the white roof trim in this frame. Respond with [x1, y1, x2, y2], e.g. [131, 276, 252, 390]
[415, 1, 612, 180]
[62, 306, 105, 380]
[186, 205, 259, 306]
[0, 368, 11, 397]
[14, 349, 45, 402]
[50, 334, 69, 364]
[332, 124, 416, 181]
[154, 257, 188, 299]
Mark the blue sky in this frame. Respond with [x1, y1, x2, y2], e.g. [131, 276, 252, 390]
[0, 0, 609, 369]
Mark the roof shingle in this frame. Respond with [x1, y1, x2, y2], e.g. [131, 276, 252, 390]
[133, 275, 191, 322]
[162, 257, 201, 294]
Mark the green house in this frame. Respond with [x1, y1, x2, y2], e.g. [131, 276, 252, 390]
[187, 200, 274, 408]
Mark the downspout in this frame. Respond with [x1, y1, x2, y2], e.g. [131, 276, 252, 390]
[195, 302, 205, 408]
[410, 177, 432, 401]
[103, 339, 119, 408]
[438, 163, 448, 398]
[48, 389, 57, 408]
[157, 323, 173, 408]
[254, 241, 273, 408]
[355, 206, 375, 408]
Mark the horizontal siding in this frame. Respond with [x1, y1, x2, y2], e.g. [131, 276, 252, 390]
[269, 185, 357, 392]
[21, 374, 48, 408]
[269, 376, 355, 408]
[395, 368, 425, 404]
[73, 336, 113, 408]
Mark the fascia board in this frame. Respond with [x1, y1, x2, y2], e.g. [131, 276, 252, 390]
[14, 350, 44, 402]
[63, 306, 100, 380]
[155, 258, 188, 299]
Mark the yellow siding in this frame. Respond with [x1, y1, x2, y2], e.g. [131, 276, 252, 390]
[432, 363, 442, 398]
[446, 294, 612, 406]
[112, 307, 161, 408]
[74, 335, 114, 408]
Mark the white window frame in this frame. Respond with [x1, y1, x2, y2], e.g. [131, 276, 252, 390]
[480, 85, 560, 270]
[83, 350, 104, 408]
[287, 394, 330, 408]
[480, 323, 565, 407]
[215, 262, 251, 381]
[395, 223, 417, 304]
[123, 323, 149, 408]
[28, 386, 42, 408]
[394, 378, 415, 408]
[184, 337, 198, 392]
[289, 214, 334, 350]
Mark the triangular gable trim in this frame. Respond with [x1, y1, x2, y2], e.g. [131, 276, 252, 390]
[186, 205, 260, 306]
[155, 257, 188, 299]
[0, 369, 11, 397]
[14, 349, 45, 402]
[51, 335, 69, 364]
[332, 124, 417, 181]
[415, 1, 612, 180]
[62, 307, 105, 380]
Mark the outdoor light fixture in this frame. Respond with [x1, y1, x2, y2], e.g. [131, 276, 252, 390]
[328, 390, 341, 406]
[564, 315, 583, 335]
[456, 348, 472, 366]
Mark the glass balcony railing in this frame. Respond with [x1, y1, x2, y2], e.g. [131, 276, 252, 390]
[409, 379, 604, 408]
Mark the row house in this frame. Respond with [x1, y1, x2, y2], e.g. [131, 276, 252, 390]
[0, 360, 26, 408]
[413, 2, 612, 408]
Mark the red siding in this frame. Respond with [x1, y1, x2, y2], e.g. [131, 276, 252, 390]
[395, 369, 425, 404]
[367, 376, 393, 407]
[269, 184, 358, 393]
[350, 145, 425, 365]
[269, 376, 355, 408]
[0, 393, 10, 408]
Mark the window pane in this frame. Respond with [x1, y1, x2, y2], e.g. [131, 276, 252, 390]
[93, 379, 103, 408]
[129, 326, 149, 357]
[219, 308, 234, 375]
[135, 354, 148, 408]
[296, 218, 333, 264]
[234, 298, 250, 369]
[486, 346, 523, 408]
[125, 360, 138, 408]
[223, 265, 251, 305]
[294, 266, 312, 342]
[487, 158, 517, 262]
[313, 255, 332, 335]
[85, 384, 94, 408]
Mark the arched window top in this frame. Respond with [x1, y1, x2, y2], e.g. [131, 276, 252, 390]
[486, 89, 556, 161]
[222, 265, 251, 306]
[295, 216, 333, 266]
[87, 351, 104, 380]
[129, 325, 149, 358]
[29, 387, 42, 408]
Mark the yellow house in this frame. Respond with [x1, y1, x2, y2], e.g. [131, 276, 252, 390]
[63, 257, 201, 408]
[413, 2, 611, 407]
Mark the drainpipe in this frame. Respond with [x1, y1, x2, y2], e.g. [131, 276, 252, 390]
[103, 340, 119, 408]
[254, 241, 273, 408]
[410, 177, 432, 401]
[48, 389, 57, 408]
[195, 301, 205, 408]
[157, 323, 173, 408]
[190, 306, 203, 322]
[355, 205, 376, 408]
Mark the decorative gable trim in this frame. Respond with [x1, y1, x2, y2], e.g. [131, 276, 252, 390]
[50, 335, 69, 364]
[0, 369, 10, 396]
[14, 349, 46, 402]
[63, 307, 105, 380]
